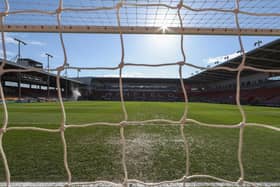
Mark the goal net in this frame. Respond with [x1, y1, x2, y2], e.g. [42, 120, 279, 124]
[0, 0, 280, 186]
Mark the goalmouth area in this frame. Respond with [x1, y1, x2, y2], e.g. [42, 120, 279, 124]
[0, 101, 279, 186]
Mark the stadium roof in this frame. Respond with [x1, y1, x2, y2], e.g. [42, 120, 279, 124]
[78, 76, 182, 84]
[0, 59, 82, 84]
[187, 38, 280, 83]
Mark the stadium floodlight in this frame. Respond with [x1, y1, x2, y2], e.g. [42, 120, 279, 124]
[45, 53, 53, 72]
[14, 38, 27, 62]
[45, 53, 53, 99]
[14, 38, 27, 100]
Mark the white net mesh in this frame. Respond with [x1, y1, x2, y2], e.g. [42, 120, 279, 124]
[0, 0, 280, 186]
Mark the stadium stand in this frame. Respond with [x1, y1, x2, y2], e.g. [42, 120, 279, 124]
[2, 39, 280, 106]
[77, 39, 280, 106]
[0, 58, 83, 102]
[78, 77, 184, 101]
[188, 38, 280, 106]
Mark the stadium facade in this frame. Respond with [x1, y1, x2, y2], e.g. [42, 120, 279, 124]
[1, 39, 280, 106]
[0, 58, 82, 102]
[187, 38, 280, 106]
[77, 77, 187, 101]
[77, 39, 280, 106]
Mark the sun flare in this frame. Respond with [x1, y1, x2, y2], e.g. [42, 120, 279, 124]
[160, 24, 169, 33]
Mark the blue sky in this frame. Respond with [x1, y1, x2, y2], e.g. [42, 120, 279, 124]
[1, 32, 279, 78]
[1, 0, 279, 78]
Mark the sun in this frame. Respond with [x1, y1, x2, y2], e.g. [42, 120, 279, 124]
[160, 24, 169, 34]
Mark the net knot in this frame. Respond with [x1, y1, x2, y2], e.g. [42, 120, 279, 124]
[233, 8, 239, 14]
[116, 2, 123, 9]
[0, 12, 8, 17]
[177, 1, 184, 9]
[177, 61, 185, 66]
[118, 62, 125, 69]
[237, 63, 244, 71]
[180, 117, 187, 124]
[56, 7, 63, 14]
[0, 128, 6, 134]
[56, 66, 65, 72]
[183, 175, 190, 182]
[237, 178, 244, 185]
[239, 122, 245, 128]
[60, 125, 66, 132]
[120, 121, 127, 127]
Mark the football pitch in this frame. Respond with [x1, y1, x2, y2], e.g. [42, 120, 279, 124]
[0, 101, 279, 183]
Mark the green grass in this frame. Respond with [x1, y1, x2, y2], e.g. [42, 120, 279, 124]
[0, 101, 279, 183]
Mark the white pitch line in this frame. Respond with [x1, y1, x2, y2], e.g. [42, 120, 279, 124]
[0, 182, 280, 187]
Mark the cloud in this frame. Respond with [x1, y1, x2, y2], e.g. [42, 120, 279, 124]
[39, 53, 46, 58]
[1, 33, 46, 46]
[0, 33, 19, 45]
[4, 35, 18, 45]
[0, 50, 15, 59]
[204, 52, 243, 65]
[27, 41, 46, 46]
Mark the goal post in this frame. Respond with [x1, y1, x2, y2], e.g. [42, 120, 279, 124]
[0, 0, 280, 186]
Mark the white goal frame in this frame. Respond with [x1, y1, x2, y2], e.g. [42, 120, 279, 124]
[2, 25, 280, 36]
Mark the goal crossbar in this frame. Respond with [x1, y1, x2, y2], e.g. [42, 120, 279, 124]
[2, 25, 280, 35]
[1, 0, 280, 35]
